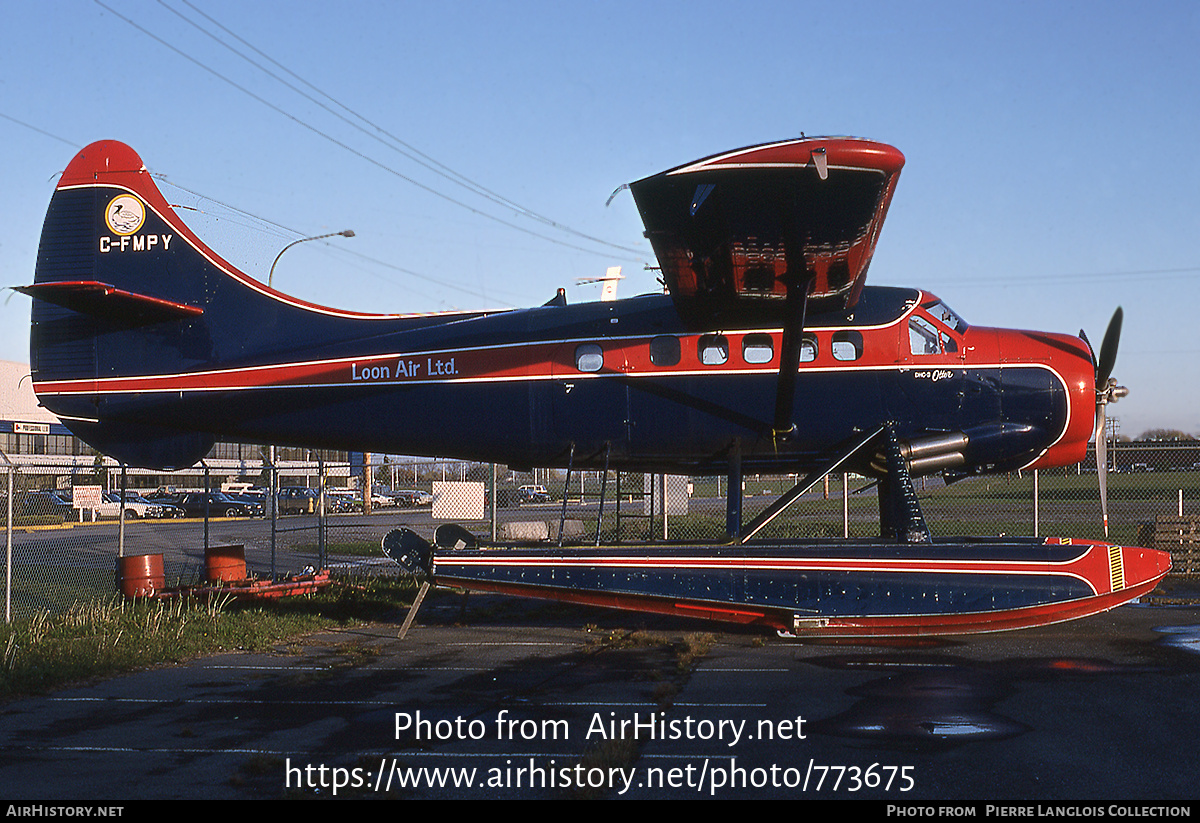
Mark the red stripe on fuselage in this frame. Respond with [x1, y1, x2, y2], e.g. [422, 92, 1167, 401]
[26, 293, 1005, 393]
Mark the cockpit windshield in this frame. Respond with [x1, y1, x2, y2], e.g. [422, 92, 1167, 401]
[923, 300, 968, 333]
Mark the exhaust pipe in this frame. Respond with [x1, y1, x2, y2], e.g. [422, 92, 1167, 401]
[871, 432, 968, 477]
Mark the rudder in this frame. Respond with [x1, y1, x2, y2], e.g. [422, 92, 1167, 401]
[22, 141, 243, 468]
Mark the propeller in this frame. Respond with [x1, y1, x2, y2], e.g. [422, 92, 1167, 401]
[1084, 307, 1128, 537]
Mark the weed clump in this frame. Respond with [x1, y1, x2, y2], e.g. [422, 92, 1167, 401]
[0, 577, 415, 700]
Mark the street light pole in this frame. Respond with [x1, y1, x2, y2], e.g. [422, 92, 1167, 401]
[265, 228, 354, 539]
[268, 229, 355, 288]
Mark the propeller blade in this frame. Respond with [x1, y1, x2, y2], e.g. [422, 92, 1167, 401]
[1084, 308, 1123, 538]
[1096, 307, 1123, 388]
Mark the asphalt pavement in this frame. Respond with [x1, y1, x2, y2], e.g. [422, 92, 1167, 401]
[2, 579, 1199, 801]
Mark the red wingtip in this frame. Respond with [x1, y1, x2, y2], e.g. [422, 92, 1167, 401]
[58, 141, 146, 188]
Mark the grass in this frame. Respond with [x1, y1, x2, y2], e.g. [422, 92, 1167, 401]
[0, 577, 416, 701]
[296, 540, 380, 557]
[3, 564, 117, 616]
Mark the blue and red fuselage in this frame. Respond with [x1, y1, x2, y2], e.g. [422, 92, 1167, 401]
[23, 139, 1169, 637]
[27, 139, 1094, 477]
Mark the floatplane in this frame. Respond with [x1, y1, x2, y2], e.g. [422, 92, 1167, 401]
[18, 137, 1168, 636]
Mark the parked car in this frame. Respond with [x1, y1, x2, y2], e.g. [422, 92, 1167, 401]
[171, 492, 263, 518]
[518, 484, 552, 504]
[489, 485, 551, 508]
[231, 488, 266, 504]
[19, 490, 75, 519]
[325, 490, 361, 513]
[129, 491, 185, 517]
[392, 489, 433, 507]
[97, 491, 178, 519]
[277, 487, 318, 515]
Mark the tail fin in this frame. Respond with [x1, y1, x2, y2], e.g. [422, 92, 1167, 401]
[21, 142, 228, 467]
[21, 141, 418, 469]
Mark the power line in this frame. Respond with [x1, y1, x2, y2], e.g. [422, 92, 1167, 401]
[93, 0, 645, 262]
[0, 113, 78, 149]
[163, 0, 643, 257]
[0, 108, 527, 307]
[154, 176, 523, 306]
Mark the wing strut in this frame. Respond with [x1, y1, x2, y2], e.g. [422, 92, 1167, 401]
[773, 275, 815, 439]
[594, 442, 611, 546]
[740, 425, 886, 543]
[726, 439, 742, 541]
[557, 442, 575, 547]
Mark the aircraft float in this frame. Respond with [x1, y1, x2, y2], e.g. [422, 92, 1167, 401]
[19, 137, 1170, 636]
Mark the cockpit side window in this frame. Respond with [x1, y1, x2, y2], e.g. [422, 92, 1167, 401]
[799, 334, 817, 363]
[909, 315, 957, 355]
[922, 300, 968, 333]
[909, 316, 942, 355]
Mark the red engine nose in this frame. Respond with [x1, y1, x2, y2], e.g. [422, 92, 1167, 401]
[1025, 331, 1096, 469]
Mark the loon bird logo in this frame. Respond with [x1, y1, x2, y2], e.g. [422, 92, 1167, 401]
[105, 194, 145, 235]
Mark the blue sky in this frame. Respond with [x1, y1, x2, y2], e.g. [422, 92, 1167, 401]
[2, 0, 1198, 438]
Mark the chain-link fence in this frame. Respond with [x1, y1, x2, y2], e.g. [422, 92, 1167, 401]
[4, 444, 1198, 622]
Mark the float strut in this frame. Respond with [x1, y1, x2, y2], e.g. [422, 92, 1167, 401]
[878, 425, 932, 543]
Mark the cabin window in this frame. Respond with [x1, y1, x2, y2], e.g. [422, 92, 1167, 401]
[832, 330, 863, 361]
[742, 334, 774, 364]
[799, 334, 818, 363]
[575, 343, 604, 372]
[698, 334, 729, 365]
[650, 335, 681, 366]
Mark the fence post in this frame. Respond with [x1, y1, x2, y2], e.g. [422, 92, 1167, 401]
[490, 463, 497, 543]
[203, 463, 210, 553]
[4, 456, 12, 623]
[1033, 469, 1039, 538]
[596, 448, 610, 547]
[318, 452, 326, 570]
[269, 446, 278, 580]
[118, 463, 127, 558]
[661, 473, 668, 541]
[843, 472, 850, 538]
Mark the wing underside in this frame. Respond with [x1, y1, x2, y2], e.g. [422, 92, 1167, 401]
[630, 137, 904, 328]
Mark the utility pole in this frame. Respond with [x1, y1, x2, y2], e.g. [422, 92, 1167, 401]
[1106, 417, 1121, 473]
[362, 451, 372, 515]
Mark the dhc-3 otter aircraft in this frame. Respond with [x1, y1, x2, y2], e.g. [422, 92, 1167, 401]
[19, 137, 1170, 636]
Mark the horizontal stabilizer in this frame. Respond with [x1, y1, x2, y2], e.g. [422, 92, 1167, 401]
[15, 281, 204, 326]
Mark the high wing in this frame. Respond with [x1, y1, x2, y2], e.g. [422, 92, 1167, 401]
[630, 137, 904, 329]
